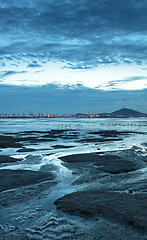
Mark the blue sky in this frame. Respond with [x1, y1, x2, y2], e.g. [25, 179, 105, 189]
[0, 0, 147, 114]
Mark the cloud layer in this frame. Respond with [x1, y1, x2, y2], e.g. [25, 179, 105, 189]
[0, 0, 147, 67]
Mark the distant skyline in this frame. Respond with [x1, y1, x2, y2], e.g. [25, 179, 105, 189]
[0, 0, 147, 113]
[1, 107, 147, 118]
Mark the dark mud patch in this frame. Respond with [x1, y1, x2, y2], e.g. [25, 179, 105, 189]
[61, 135, 79, 140]
[142, 142, 147, 147]
[76, 137, 122, 143]
[0, 135, 23, 148]
[17, 147, 37, 153]
[93, 154, 139, 174]
[0, 155, 22, 164]
[87, 130, 145, 137]
[51, 144, 75, 149]
[60, 153, 99, 163]
[60, 152, 139, 174]
[18, 129, 75, 135]
[45, 129, 73, 134]
[16, 136, 56, 143]
[55, 190, 147, 233]
[0, 135, 56, 149]
[0, 169, 55, 192]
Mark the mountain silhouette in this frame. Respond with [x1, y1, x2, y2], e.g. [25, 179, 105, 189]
[111, 108, 146, 117]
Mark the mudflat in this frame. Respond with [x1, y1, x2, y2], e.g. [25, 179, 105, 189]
[0, 168, 58, 208]
[55, 190, 147, 233]
[0, 128, 147, 240]
[0, 169, 55, 192]
[55, 147, 147, 237]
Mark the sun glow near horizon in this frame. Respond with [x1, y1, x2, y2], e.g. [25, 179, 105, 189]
[0, 59, 147, 91]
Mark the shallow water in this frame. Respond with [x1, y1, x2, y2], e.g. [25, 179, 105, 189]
[0, 117, 147, 132]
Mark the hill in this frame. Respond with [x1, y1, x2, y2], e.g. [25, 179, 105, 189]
[111, 108, 147, 117]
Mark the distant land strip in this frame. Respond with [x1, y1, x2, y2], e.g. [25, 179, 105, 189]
[0, 108, 147, 118]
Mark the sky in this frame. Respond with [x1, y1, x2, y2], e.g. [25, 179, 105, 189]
[0, 0, 147, 114]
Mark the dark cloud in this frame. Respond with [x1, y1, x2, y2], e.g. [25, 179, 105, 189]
[64, 62, 93, 70]
[27, 61, 42, 68]
[0, 84, 147, 114]
[124, 76, 147, 81]
[107, 76, 147, 87]
[0, 70, 27, 78]
[0, 0, 147, 68]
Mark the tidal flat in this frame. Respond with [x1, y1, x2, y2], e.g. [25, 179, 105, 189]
[0, 118, 147, 239]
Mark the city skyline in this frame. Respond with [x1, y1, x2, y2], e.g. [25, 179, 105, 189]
[0, 108, 147, 118]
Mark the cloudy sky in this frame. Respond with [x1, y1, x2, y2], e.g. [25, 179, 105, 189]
[0, 0, 147, 114]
